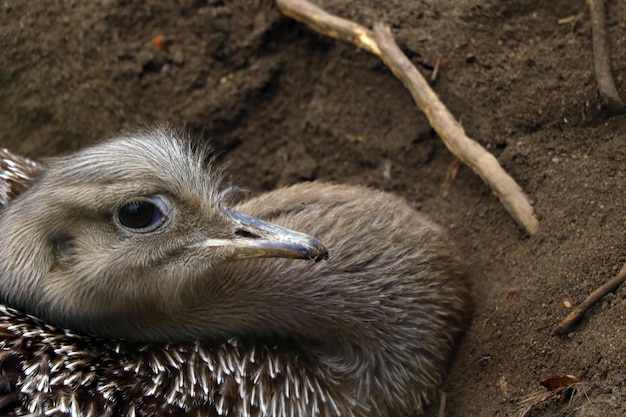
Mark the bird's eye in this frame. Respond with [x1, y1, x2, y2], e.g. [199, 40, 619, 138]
[116, 196, 171, 233]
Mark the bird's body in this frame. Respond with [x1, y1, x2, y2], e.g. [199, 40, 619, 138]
[0, 129, 470, 417]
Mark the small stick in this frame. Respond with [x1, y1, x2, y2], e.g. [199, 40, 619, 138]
[276, 0, 380, 56]
[275, 0, 539, 235]
[437, 391, 447, 417]
[431, 56, 442, 83]
[441, 157, 461, 198]
[587, 0, 624, 112]
[554, 261, 626, 335]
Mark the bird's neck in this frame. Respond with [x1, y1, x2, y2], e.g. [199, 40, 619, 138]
[181, 258, 383, 354]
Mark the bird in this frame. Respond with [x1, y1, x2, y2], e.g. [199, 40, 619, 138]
[0, 128, 471, 417]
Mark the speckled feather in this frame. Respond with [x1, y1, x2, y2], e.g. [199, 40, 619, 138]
[0, 148, 42, 208]
[0, 130, 470, 417]
[0, 305, 361, 417]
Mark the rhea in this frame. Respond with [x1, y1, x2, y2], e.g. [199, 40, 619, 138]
[0, 129, 470, 417]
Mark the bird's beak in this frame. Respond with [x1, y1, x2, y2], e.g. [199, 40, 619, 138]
[193, 209, 329, 262]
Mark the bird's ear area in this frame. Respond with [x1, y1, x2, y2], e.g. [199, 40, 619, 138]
[191, 209, 329, 262]
[49, 232, 76, 269]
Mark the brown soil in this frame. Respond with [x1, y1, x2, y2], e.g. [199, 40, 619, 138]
[1, 0, 625, 416]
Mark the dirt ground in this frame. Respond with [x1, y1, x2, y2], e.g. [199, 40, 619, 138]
[1, 0, 625, 416]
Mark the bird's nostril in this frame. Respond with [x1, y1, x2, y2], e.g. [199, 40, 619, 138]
[235, 229, 260, 239]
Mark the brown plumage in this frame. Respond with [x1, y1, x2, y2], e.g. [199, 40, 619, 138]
[0, 129, 471, 417]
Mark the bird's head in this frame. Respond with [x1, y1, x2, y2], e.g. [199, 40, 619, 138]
[0, 129, 328, 342]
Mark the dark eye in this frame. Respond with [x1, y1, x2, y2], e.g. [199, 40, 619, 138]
[116, 196, 170, 233]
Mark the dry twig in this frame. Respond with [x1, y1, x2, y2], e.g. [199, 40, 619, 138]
[373, 24, 538, 235]
[437, 391, 447, 417]
[587, 0, 624, 112]
[431, 56, 442, 83]
[441, 158, 461, 198]
[276, 0, 380, 56]
[275, 0, 539, 235]
[554, 261, 626, 335]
